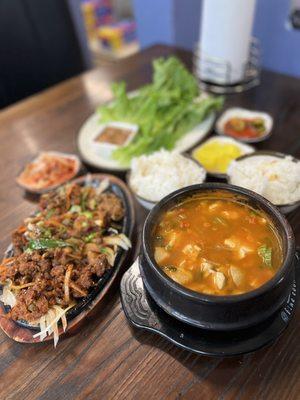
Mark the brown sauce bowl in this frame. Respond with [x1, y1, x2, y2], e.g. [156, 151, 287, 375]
[140, 183, 296, 331]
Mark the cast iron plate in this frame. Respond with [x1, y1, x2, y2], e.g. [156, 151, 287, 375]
[120, 253, 300, 357]
[1, 174, 135, 336]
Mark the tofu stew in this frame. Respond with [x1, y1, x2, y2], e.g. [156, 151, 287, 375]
[153, 192, 283, 295]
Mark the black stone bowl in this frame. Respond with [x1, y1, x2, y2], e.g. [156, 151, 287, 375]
[140, 183, 296, 331]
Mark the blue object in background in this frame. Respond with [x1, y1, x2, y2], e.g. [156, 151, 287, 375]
[173, 0, 201, 50]
[253, 0, 300, 77]
[133, 0, 200, 49]
[133, 0, 174, 47]
[133, 0, 300, 78]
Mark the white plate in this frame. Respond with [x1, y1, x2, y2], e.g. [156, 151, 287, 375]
[77, 110, 215, 171]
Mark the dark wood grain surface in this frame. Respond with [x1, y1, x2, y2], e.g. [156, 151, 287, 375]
[0, 45, 300, 400]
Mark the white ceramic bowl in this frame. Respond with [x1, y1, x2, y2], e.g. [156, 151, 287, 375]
[216, 107, 273, 143]
[191, 135, 254, 179]
[91, 121, 138, 160]
[226, 151, 300, 215]
[127, 154, 206, 210]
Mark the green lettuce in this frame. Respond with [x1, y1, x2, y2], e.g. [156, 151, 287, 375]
[97, 57, 224, 165]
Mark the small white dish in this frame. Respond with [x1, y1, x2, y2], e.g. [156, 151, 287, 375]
[216, 107, 273, 143]
[191, 135, 254, 179]
[92, 121, 138, 160]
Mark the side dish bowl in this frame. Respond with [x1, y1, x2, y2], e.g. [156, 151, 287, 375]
[140, 183, 296, 331]
[191, 135, 254, 179]
[16, 151, 82, 194]
[91, 121, 138, 160]
[216, 107, 273, 143]
[227, 151, 300, 215]
[127, 152, 206, 210]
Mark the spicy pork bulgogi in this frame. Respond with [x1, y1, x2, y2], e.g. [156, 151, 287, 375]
[0, 181, 131, 345]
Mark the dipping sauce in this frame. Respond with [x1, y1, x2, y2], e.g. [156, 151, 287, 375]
[192, 137, 253, 174]
[153, 193, 283, 295]
[224, 117, 266, 139]
[95, 126, 133, 145]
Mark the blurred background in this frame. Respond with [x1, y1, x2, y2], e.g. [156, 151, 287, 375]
[0, 0, 299, 109]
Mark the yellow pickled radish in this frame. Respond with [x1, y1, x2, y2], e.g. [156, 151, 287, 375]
[193, 140, 243, 173]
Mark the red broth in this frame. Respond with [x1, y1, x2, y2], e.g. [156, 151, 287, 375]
[153, 194, 283, 295]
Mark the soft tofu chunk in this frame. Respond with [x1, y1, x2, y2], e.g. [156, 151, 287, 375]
[200, 258, 215, 277]
[224, 238, 236, 249]
[214, 272, 226, 290]
[230, 266, 244, 286]
[154, 247, 169, 264]
[222, 210, 239, 220]
[171, 269, 193, 285]
[167, 231, 179, 247]
[224, 237, 254, 259]
[182, 244, 201, 260]
[208, 202, 221, 212]
[237, 245, 254, 259]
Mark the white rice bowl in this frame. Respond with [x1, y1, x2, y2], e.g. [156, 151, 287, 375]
[129, 150, 206, 202]
[228, 154, 300, 205]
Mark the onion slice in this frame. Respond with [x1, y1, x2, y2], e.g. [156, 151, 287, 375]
[33, 303, 75, 347]
[64, 265, 73, 303]
[103, 234, 131, 251]
[0, 285, 17, 308]
[39, 315, 47, 341]
[69, 281, 88, 297]
[10, 282, 35, 290]
[101, 247, 116, 266]
[97, 179, 109, 195]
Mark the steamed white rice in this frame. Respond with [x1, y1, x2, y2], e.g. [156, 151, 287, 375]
[228, 155, 300, 205]
[130, 150, 206, 202]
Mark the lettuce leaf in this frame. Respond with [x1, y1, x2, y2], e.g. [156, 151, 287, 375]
[97, 57, 224, 165]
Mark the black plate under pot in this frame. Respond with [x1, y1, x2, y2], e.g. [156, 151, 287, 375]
[1, 175, 134, 331]
[120, 252, 300, 357]
[141, 183, 295, 332]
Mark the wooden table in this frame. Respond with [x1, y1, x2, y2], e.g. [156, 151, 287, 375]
[0, 45, 300, 400]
